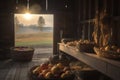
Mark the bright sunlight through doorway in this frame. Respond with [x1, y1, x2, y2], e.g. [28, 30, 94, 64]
[14, 14, 54, 54]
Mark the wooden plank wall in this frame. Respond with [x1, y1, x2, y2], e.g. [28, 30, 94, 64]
[76, 0, 120, 46]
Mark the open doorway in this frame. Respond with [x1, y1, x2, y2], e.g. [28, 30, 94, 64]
[14, 14, 54, 58]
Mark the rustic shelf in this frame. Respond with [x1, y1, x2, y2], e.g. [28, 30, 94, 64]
[59, 43, 120, 80]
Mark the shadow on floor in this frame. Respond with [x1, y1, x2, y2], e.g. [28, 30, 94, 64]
[0, 47, 53, 80]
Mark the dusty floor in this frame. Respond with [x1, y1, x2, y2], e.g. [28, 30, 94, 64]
[0, 47, 108, 80]
[0, 47, 53, 80]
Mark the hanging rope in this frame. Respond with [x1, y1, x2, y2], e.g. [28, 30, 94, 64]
[27, 0, 30, 11]
[46, 0, 48, 11]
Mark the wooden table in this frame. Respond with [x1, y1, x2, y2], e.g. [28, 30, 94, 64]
[59, 43, 120, 80]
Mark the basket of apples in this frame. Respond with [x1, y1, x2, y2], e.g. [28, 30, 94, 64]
[94, 45, 120, 60]
[11, 46, 34, 61]
[29, 61, 75, 80]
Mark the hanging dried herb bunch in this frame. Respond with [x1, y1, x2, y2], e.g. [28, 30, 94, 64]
[93, 11, 113, 47]
[93, 11, 99, 46]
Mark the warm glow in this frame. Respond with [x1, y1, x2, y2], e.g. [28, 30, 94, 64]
[23, 13, 32, 20]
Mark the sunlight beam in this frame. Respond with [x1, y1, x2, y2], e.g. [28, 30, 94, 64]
[23, 13, 32, 20]
[23, 0, 31, 20]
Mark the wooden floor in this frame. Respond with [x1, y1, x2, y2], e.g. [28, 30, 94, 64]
[0, 47, 53, 80]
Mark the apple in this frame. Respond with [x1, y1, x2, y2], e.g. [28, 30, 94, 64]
[40, 63, 48, 70]
[100, 47, 104, 51]
[41, 69, 49, 77]
[56, 63, 64, 69]
[65, 70, 71, 75]
[51, 65, 61, 74]
[63, 67, 70, 72]
[105, 46, 111, 51]
[32, 66, 41, 75]
[117, 48, 120, 53]
[45, 72, 54, 79]
[61, 73, 69, 78]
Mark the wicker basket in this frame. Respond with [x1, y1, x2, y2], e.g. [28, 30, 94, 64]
[94, 47, 120, 60]
[11, 46, 34, 61]
[77, 43, 94, 53]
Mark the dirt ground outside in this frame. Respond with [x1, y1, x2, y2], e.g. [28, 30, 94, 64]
[15, 32, 53, 47]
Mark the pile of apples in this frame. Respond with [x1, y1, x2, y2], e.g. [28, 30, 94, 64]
[32, 62, 73, 79]
[100, 45, 120, 53]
